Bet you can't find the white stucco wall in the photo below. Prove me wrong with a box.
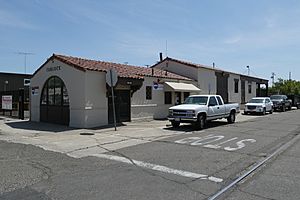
[228,74,241,103]
[244,81,257,102]
[197,68,216,95]
[30,58,108,128]
[153,60,198,82]
[83,71,108,128]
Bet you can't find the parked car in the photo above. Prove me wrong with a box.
[270,95,292,112]
[168,95,240,129]
[244,97,273,115]
[287,94,300,109]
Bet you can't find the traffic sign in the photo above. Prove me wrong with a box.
[106,68,118,87]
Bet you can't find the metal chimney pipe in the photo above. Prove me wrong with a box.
[159,52,163,61]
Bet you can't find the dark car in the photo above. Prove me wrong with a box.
[270,95,292,112]
[287,95,300,109]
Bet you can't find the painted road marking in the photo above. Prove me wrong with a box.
[175,134,256,151]
[90,153,223,183]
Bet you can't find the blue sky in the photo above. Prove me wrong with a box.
[1,0,300,82]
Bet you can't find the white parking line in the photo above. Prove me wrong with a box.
[91,153,223,183]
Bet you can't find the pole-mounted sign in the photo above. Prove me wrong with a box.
[106,68,118,131]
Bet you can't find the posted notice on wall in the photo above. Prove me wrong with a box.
[2,95,12,110]
[31,86,39,96]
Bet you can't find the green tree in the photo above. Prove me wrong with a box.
[269,78,300,95]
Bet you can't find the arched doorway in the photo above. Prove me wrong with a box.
[40,76,70,125]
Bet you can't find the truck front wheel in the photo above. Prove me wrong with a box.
[227,111,236,124]
[171,121,180,128]
[196,114,206,130]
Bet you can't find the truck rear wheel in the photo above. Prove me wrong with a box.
[227,111,236,124]
[171,121,180,128]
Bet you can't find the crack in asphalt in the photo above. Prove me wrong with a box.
[236,187,276,200]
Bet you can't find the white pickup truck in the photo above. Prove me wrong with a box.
[168,95,240,129]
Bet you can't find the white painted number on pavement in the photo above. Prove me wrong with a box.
[175,134,256,151]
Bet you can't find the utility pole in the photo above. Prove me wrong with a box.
[271,72,276,87]
[289,72,292,80]
[246,66,250,76]
[16,52,34,74]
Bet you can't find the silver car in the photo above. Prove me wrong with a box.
[244,97,273,115]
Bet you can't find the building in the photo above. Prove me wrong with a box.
[0,72,32,118]
[30,54,200,128]
[152,57,268,104]
[0,72,32,92]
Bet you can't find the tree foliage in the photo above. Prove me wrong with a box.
[269,78,300,95]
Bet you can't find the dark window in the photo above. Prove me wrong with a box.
[234,79,239,93]
[146,86,152,100]
[40,76,69,106]
[248,83,252,94]
[209,97,218,106]
[164,92,172,104]
[184,92,190,101]
[216,96,223,105]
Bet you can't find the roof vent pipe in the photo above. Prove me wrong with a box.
[159,52,163,61]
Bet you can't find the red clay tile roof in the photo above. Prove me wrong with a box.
[34,54,191,81]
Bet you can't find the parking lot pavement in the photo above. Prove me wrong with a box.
[0,111,261,158]
[1,109,300,199]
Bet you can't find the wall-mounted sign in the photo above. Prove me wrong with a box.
[31,86,39,96]
[2,95,12,110]
[153,82,164,90]
[46,66,61,72]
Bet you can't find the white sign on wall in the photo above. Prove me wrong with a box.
[31,86,39,95]
[153,82,164,90]
[2,95,12,110]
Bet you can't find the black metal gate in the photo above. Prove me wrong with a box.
[108,90,131,124]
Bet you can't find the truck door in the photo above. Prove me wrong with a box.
[207,96,221,120]
[216,96,226,117]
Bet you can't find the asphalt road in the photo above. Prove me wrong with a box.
[0,110,300,200]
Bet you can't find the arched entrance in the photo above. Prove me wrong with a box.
[40,76,70,125]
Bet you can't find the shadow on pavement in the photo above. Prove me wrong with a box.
[5,120,77,133]
[164,120,229,132]
[4,120,128,133]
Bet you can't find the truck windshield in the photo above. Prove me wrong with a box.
[183,96,208,105]
[249,99,264,103]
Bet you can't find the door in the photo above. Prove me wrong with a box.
[40,76,70,126]
[207,96,221,120]
[241,80,245,104]
[108,90,131,124]
[215,72,229,103]
[175,92,181,105]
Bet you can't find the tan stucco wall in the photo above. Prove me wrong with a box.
[30,58,108,128]
[228,74,241,103]
[131,77,199,119]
